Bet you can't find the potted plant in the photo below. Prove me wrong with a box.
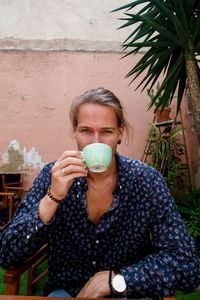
[147,82,171,123]
[146,123,188,196]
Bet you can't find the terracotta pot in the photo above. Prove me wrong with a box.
[155,107,171,123]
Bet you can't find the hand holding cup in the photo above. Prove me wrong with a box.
[51,150,88,200]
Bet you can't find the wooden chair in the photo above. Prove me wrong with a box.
[1,173,24,202]
[0,192,15,230]
[3,243,48,295]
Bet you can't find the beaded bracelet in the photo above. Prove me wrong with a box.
[47,186,65,204]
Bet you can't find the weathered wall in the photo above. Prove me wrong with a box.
[0,0,199,189]
[0,0,130,51]
[0,51,153,188]
[0,0,148,188]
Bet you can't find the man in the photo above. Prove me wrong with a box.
[1,87,200,299]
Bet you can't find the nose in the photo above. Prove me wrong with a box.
[93,133,100,143]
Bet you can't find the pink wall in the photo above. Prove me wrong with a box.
[0,51,153,187]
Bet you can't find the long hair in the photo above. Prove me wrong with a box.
[69,87,132,143]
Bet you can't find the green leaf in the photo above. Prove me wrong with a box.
[111,0,149,13]
[124,13,181,46]
[170,15,189,48]
[112,0,200,117]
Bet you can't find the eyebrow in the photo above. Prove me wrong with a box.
[77,126,115,130]
[101,127,115,130]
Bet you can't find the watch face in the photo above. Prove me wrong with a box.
[112,274,127,293]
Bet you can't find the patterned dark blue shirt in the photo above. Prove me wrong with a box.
[0,153,200,298]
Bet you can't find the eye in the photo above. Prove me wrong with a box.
[80,128,92,133]
[102,130,113,135]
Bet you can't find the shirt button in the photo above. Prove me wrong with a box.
[95,240,99,244]
[26,234,30,239]
[92,261,96,265]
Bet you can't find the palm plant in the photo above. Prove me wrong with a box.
[112,0,200,143]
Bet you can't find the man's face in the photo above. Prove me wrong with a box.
[73,103,124,154]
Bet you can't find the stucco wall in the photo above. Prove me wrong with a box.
[0,0,130,51]
[0,0,150,188]
[0,50,153,187]
[0,1,199,188]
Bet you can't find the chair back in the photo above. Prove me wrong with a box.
[4,243,48,295]
[1,173,24,202]
[0,192,15,230]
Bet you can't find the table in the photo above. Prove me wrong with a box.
[0,297,71,300]
[0,296,176,300]
[0,297,123,300]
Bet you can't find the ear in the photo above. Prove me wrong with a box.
[118,125,124,141]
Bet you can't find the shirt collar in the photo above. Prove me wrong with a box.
[72,152,137,194]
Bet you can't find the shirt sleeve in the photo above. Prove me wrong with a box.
[121,170,200,298]
[0,163,53,269]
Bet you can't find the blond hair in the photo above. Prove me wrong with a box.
[69,87,132,143]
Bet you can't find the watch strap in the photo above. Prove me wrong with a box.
[108,269,113,296]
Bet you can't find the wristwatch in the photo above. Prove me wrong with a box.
[111,273,127,294]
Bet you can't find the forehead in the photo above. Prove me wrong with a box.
[77,103,118,126]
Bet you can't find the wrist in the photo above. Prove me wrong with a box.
[47,186,65,204]
[109,270,127,296]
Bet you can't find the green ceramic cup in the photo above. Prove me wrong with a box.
[81,143,112,173]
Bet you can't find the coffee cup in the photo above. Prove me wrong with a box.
[81,143,112,173]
